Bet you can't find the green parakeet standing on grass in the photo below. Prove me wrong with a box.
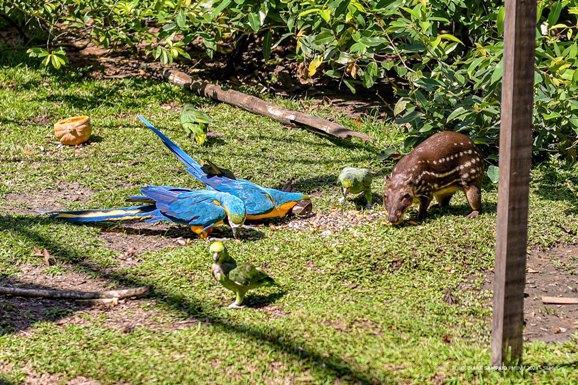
[210,241,276,308]
[181,104,211,145]
[338,167,373,208]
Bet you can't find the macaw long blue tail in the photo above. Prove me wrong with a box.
[47,205,158,223]
[137,114,205,179]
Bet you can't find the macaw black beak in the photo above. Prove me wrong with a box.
[213,252,220,262]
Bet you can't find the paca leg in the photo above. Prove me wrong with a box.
[463,184,482,219]
[431,192,454,209]
[417,196,432,220]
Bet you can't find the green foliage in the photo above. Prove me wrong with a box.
[2,0,578,158]
[26,47,68,69]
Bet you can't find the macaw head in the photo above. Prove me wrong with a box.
[210,241,231,262]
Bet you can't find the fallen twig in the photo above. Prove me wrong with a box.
[162,69,375,142]
[0,285,151,300]
[541,296,578,305]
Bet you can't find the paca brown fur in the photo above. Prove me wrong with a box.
[383,131,483,224]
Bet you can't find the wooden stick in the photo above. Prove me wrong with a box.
[162,69,375,142]
[542,296,578,305]
[0,285,151,300]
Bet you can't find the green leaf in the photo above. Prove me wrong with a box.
[298,8,321,17]
[320,9,331,23]
[496,6,505,35]
[325,70,341,79]
[248,13,260,32]
[50,54,62,69]
[393,99,409,116]
[486,165,499,184]
[342,78,356,94]
[263,30,272,60]
[490,59,503,85]
[447,107,468,122]
[547,1,562,26]
[349,42,367,54]
[211,0,232,19]
[436,34,463,45]
[27,48,48,58]
[332,0,350,17]
[363,61,378,88]
[176,11,187,29]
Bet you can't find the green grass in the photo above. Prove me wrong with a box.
[1,49,577,384]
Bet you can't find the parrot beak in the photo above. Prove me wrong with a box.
[213,252,220,262]
[231,225,239,239]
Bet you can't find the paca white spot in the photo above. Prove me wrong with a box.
[463,173,469,179]
[433,160,437,164]
[459,152,464,156]
[460,142,464,145]
[468,149,473,154]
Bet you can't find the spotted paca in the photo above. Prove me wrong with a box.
[383,131,483,224]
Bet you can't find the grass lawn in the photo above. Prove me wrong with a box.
[1,50,577,384]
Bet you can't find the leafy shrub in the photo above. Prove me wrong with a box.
[2,0,577,159]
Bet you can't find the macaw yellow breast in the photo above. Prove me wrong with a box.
[246,201,298,220]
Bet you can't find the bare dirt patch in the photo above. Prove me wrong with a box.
[482,244,578,343]
[0,264,198,336]
[2,186,204,259]
[2,182,94,215]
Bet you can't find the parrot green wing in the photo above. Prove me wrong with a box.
[229,263,274,287]
[181,104,211,145]
[338,167,372,195]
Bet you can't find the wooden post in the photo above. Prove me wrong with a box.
[491,0,536,367]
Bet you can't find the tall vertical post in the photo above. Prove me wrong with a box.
[491,0,536,367]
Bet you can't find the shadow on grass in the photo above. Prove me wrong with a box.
[0,214,379,384]
[0,376,16,385]
[531,167,578,216]
[87,221,264,241]
[0,280,89,336]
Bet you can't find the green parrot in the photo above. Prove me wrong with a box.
[181,104,211,145]
[210,241,276,308]
[338,167,373,208]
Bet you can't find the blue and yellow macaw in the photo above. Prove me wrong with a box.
[44,185,246,240]
[137,115,310,220]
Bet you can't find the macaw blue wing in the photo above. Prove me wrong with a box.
[138,116,276,215]
[138,115,309,219]
[44,185,246,240]
[138,115,206,180]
